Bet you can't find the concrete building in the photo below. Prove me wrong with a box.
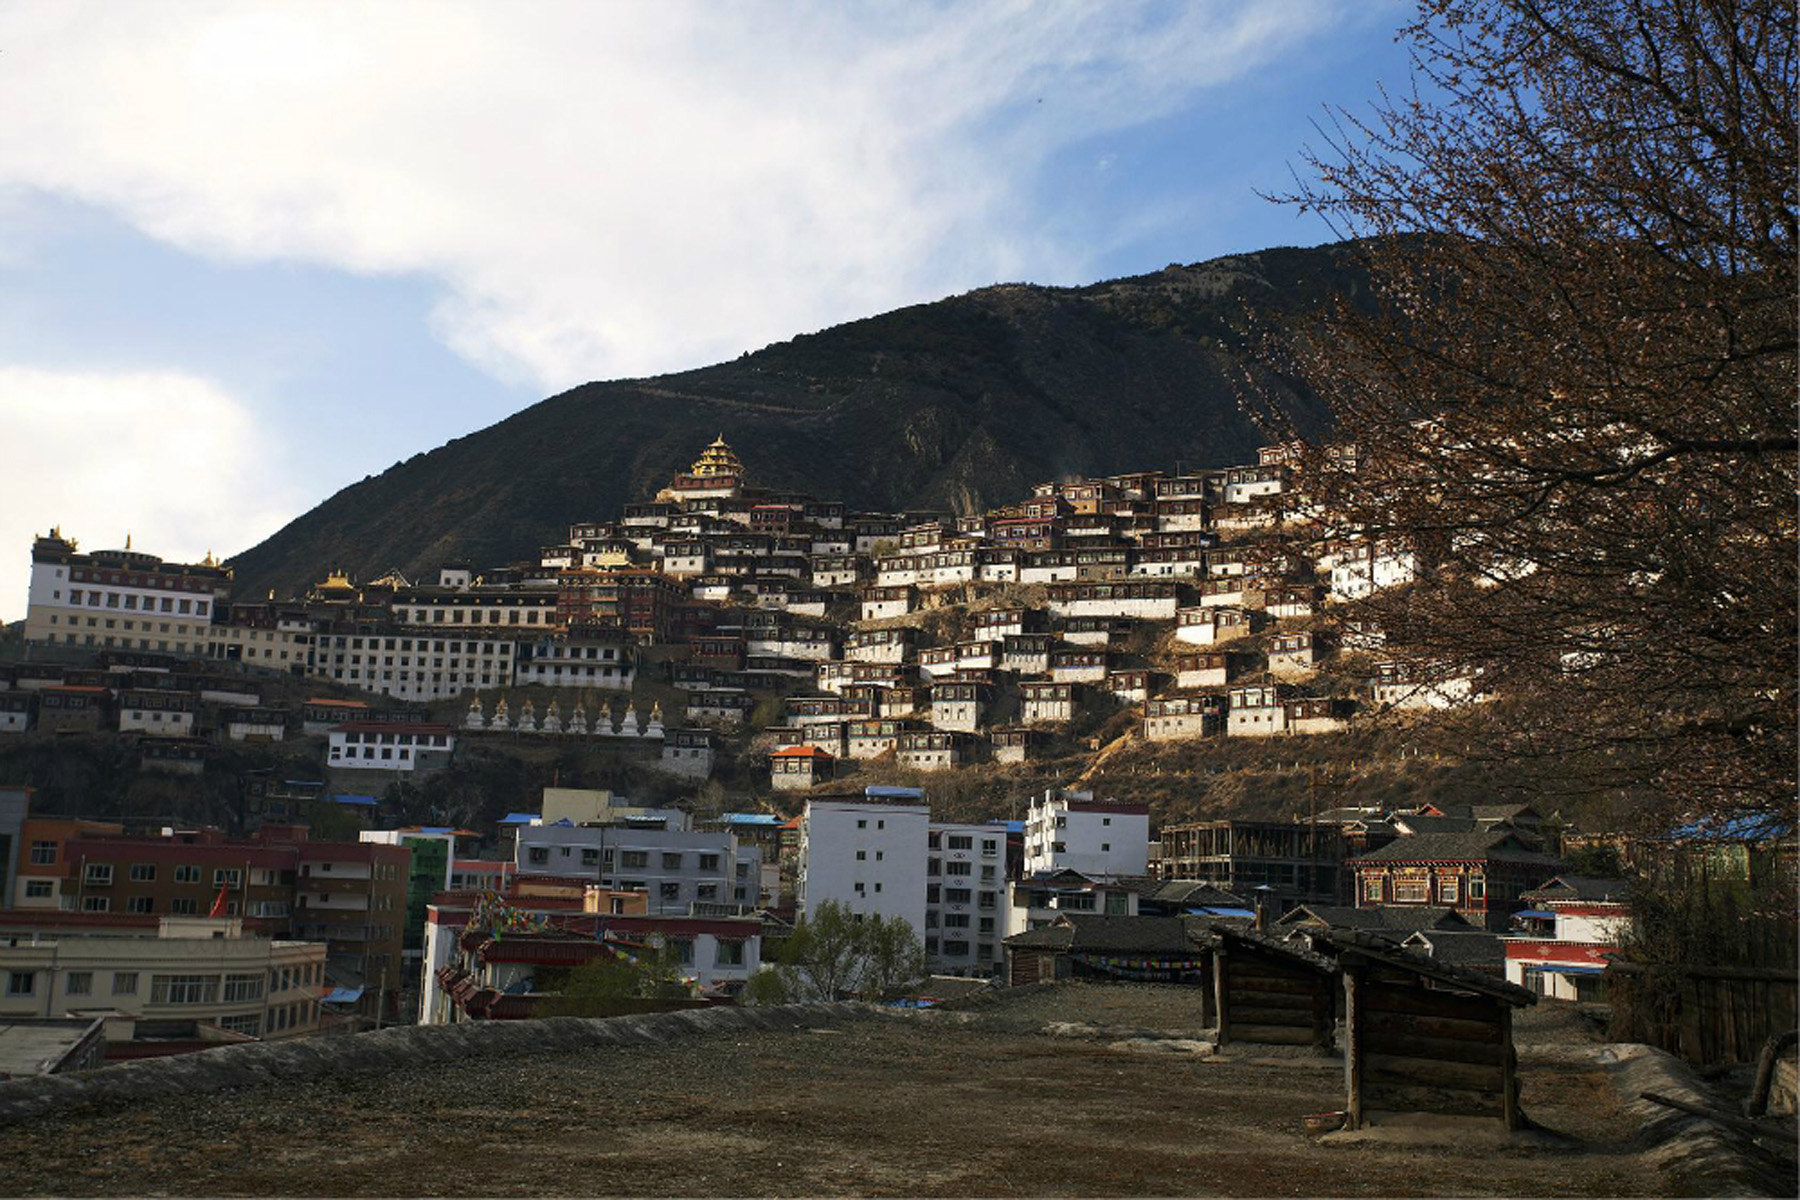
[0,912,327,1042]
[24,532,231,657]
[796,790,930,938]
[325,722,456,773]
[512,823,760,913]
[1021,790,1150,877]
[925,822,1009,976]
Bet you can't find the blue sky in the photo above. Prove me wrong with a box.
[0,1,1419,618]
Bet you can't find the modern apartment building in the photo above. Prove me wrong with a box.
[1021,789,1150,877]
[925,822,1009,975]
[796,789,930,938]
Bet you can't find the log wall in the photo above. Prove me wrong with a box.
[1216,945,1332,1049]
[1343,969,1520,1129]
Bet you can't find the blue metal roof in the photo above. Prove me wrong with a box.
[1516,909,1557,919]
[1188,906,1257,919]
[321,987,365,1004]
[720,813,782,826]
[986,820,1025,833]
[330,794,379,807]
[1531,963,1605,976]
[496,812,539,825]
[1669,813,1794,841]
[864,786,924,799]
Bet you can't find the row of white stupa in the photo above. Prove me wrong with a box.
[465,694,665,738]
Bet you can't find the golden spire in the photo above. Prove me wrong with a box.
[125,532,132,550]
[689,434,744,479]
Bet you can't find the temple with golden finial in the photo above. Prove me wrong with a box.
[657,434,747,503]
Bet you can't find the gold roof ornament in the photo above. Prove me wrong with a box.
[688,434,745,480]
[125,532,132,550]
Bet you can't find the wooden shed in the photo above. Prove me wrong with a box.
[1208,926,1337,1051]
[1332,933,1537,1130]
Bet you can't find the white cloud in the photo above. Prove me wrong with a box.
[0,366,304,620]
[0,0,1334,391]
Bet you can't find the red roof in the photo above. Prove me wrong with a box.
[771,745,834,760]
[307,698,370,708]
[330,721,454,734]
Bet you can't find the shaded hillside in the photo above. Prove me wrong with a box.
[230,243,1373,598]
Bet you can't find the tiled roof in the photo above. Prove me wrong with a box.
[1521,875,1630,903]
[1352,830,1562,866]
[1401,930,1506,968]
[1003,915,1203,955]
[1277,904,1474,933]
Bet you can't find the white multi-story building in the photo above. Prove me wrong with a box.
[512,632,635,690]
[325,723,457,772]
[310,631,517,701]
[1021,789,1150,877]
[925,822,1009,976]
[512,823,760,913]
[796,790,930,938]
[24,533,231,656]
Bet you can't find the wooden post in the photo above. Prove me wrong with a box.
[1343,966,1363,1130]
[1314,969,1335,1054]
[1499,1001,1522,1131]
[1213,945,1231,1046]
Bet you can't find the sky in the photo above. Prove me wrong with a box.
[0,0,1421,620]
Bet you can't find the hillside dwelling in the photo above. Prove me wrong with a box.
[1049,649,1108,684]
[770,745,836,792]
[845,718,917,759]
[1143,694,1226,742]
[1263,586,1321,621]
[973,607,1033,640]
[849,516,904,554]
[844,627,914,665]
[658,541,711,577]
[514,631,636,691]
[0,692,29,734]
[745,624,837,662]
[1153,474,1213,503]
[223,707,287,743]
[688,576,733,602]
[917,646,959,681]
[1154,497,1210,533]
[1334,934,1536,1130]
[36,686,108,735]
[1005,868,1143,940]
[810,554,863,589]
[927,682,989,733]
[873,555,922,588]
[1070,547,1132,580]
[1324,539,1419,602]
[786,695,875,727]
[1104,669,1151,704]
[1176,652,1232,690]
[1372,661,1483,710]
[656,728,715,780]
[803,501,846,530]
[897,521,951,552]
[990,516,1061,551]
[991,726,1049,764]
[1285,696,1351,735]
[810,533,854,559]
[300,698,373,734]
[141,737,208,774]
[1130,545,1207,578]
[1059,478,1122,514]
[860,585,917,622]
[1214,498,1283,533]
[1351,831,1565,932]
[117,689,196,738]
[915,549,980,588]
[1001,634,1054,674]
[1045,581,1180,621]
[1020,681,1079,725]
[816,661,908,696]
[896,730,979,772]
[1197,578,1247,609]
[875,686,925,719]
[684,689,756,726]
[1059,616,1135,647]
[955,640,1001,673]
[1339,618,1386,650]
[1223,464,1287,505]
[1266,631,1322,679]
[1227,683,1293,737]
[972,548,1018,584]
[799,721,848,757]
[1174,605,1247,647]
[1503,876,1632,1001]
[1063,514,1121,542]
[327,722,456,773]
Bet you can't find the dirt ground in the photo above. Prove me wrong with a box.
[0,983,1680,1197]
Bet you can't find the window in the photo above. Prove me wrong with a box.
[856,819,867,829]
[948,835,973,851]
[82,896,110,912]
[83,863,113,885]
[170,898,198,915]
[218,1015,262,1036]
[113,972,138,995]
[1469,876,1487,901]
[127,896,154,914]
[175,865,201,884]
[699,854,721,872]
[620,851,649,869]
[213,868,241,887]
[945,861,971,876]
[981,840,998,857]
[65,971,93,996]
[1100,842,1110,852]
[1438,876,1461,904]
[28,841,56,865]
[7,972,34,996]
[223,974,264,1003]
[670,937,695,965]
[527,847,550,865]
[660,882,681,902]
[855,850,866,861]
[661,853,683,870]
[1363,876,1383,903]
[130,863,156,882]
[716,940,745,967]
[24,880,53,899]
[1393,879,1429,903]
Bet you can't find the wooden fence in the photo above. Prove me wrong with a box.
[1606,962,1799,1065]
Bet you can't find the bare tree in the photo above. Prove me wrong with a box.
[1263,0,1796,827]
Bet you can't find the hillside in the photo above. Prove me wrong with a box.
[227,243,1372,598]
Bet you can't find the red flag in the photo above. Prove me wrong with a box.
[209,885,230,918]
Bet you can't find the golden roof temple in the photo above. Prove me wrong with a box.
[688,434,745,480]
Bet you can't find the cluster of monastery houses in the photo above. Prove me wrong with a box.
[18,437,1482,792]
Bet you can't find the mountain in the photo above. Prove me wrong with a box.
[227,242,1374,598]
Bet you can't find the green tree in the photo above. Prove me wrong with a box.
[536,943,689,1018]
[779,901,927,1000]
[857,913,927,999]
